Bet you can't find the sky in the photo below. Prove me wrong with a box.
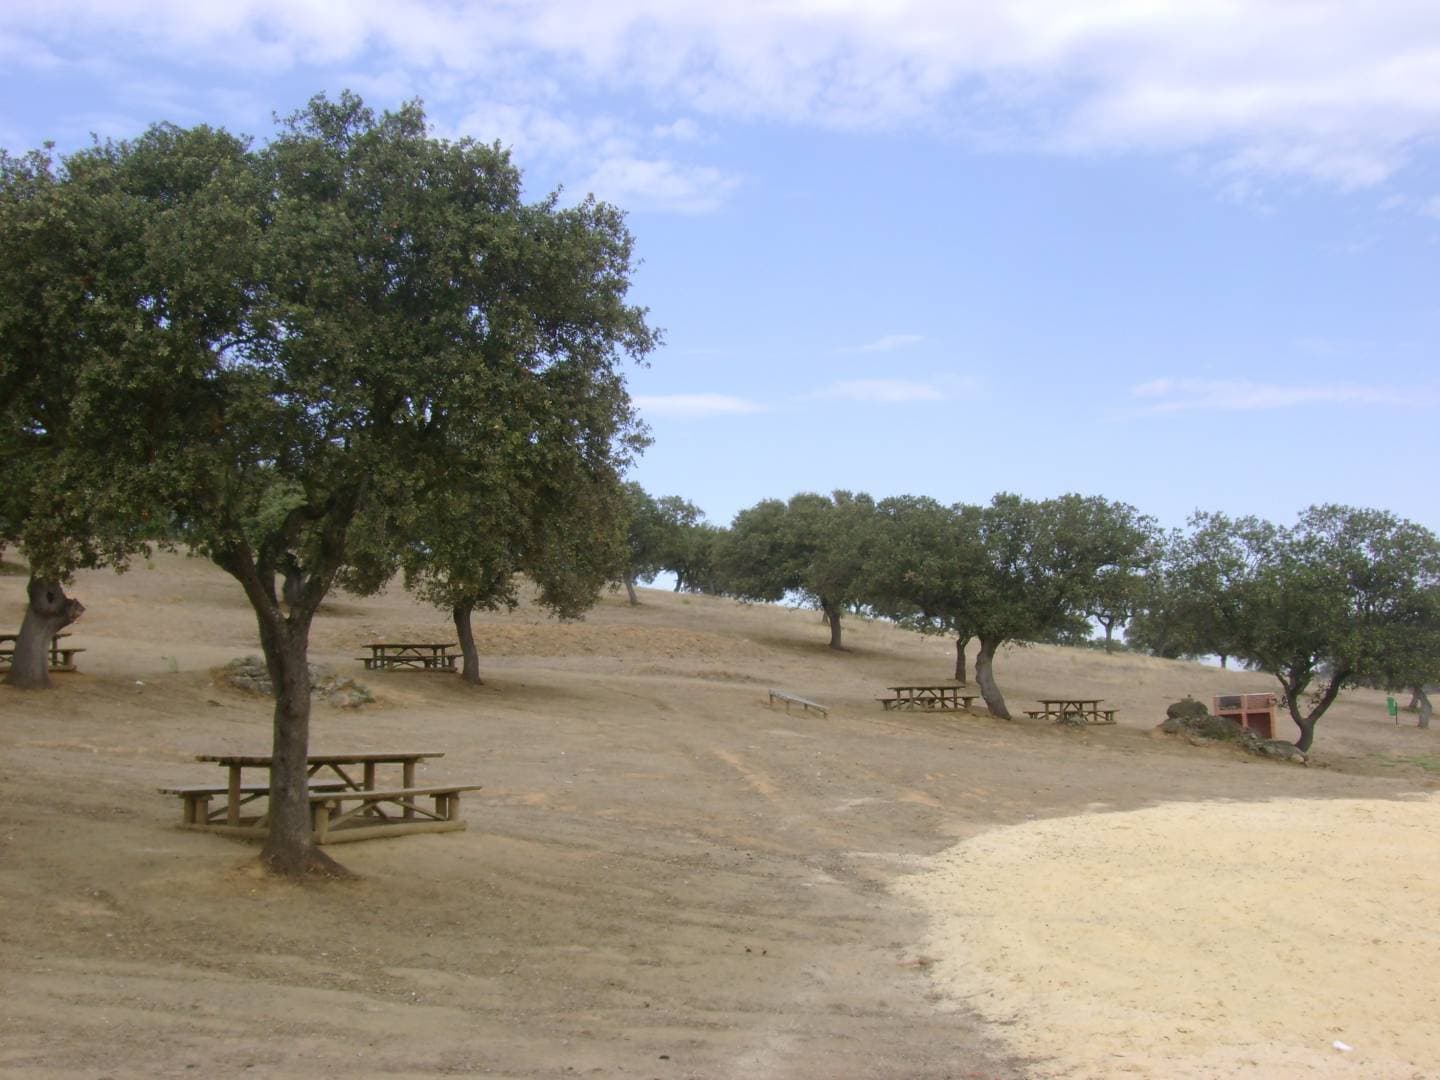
[3,1,1438,535]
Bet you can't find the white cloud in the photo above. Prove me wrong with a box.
[581,155,742,214]
[842,333,925,354]
[634,392,767,417]
[10,1,1440,193]
[1131,377,1435,413]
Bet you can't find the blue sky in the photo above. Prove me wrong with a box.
[3,1,1438,535]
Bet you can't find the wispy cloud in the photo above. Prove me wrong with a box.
[1132,378,1434,414]
[633,393,767,418]
[815,375,980,403]
[841,333,925,354]
[581,156,742,215]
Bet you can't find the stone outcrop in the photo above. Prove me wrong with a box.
[218,656,374,709]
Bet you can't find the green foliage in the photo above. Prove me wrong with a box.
[1134,506,1440,750]
[1,92,656,869]
[863,495,983,639]
[716,491,876,643]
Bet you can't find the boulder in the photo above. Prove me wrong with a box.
[1165,696,1210,722]
[219,656,373,708]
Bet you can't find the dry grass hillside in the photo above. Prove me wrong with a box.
[2,552,1437,1078]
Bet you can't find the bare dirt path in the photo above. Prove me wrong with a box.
[2,555,1436,1078]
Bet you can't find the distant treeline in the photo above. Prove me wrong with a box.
[622,486,1440,749]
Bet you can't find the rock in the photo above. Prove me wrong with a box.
[1166,696,1210,722]
[1257,740,1307,765]
[219,656,373,708]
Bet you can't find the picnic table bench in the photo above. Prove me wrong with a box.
[1024,698,1117,724]
[358,642,459,672]
[767,689,828,717]
[163,750,482,843]
[877,685,978,711]
[0,631,86,672]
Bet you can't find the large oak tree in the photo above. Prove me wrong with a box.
[5,94,656,877]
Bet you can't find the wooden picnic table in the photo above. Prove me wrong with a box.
[878,685,978,711]
[1026,698,1116,724]
[0,631,85,672]
[359,642,459,672]
[162,750,480,843]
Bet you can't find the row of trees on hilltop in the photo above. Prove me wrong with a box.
[1,94,657,878]
[622,490,1440,751]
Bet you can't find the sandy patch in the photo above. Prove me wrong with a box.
[900,795,1440,1078]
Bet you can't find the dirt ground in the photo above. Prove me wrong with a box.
[2,553,1437,1079]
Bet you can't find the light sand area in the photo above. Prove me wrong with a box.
[902,795,1440,1078]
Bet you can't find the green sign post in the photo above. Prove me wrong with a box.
[1387,695,1399,723]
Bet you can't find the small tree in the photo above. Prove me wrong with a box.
[717,491,876,649]
[863,496,983,682]
[1228,506,1440,752]
[966,494,1152,718]
[666,519,723,594]
[1079,504,1159,653]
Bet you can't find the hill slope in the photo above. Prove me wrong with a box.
[1,554,1436,1077]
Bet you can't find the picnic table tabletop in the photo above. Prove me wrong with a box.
[881,688,973,696]
[196,750,445,767]
[366,642,456,650]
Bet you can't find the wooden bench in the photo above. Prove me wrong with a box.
[767,689,828,717]
[159,781,347,826]
[308,784,484,844]
[0,644,85,672]
[161,780,483,843]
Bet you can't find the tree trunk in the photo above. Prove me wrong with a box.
[953,634,969,684]
[1101,620,1116,653]
[219,548,348,879]
[625,577,639,605]
[4,578,85,690]
[453,600,483,685]
[1219,654,1229,669]
[974,635,1010,719]
[1283,670,1345,753]
[1415,686,1432,730]
[257,616,344,877]
[821,599,843,650]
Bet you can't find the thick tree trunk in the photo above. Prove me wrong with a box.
[453,600,483,685]
[974,635,1010,719]
[625,577,639,605]
[257,617,342,877]
[953,634,970,684]
[4,578,85,690]
[821,599,843,650]
[1414,686,1432,730]
[219,548,348,879]
[1219,654,1229,669]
